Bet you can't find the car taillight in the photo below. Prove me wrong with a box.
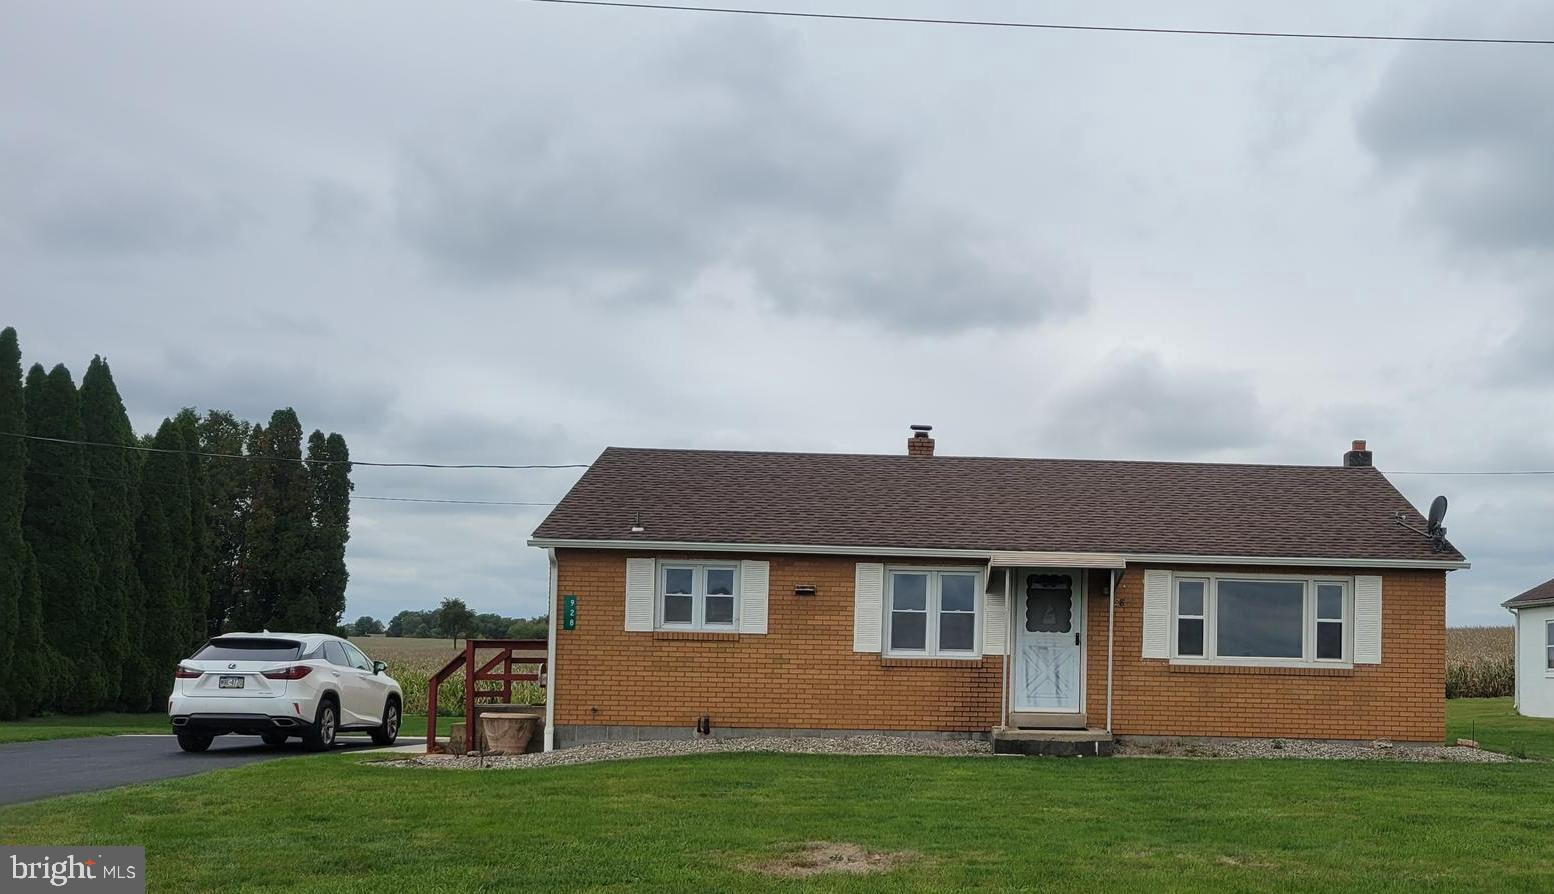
[261,665,313,680]
[174,665,202,679]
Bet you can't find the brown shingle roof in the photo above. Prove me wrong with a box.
[531,447,1466,564]
[1504,577,1554,608]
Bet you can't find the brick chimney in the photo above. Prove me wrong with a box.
[908,424,935,457]
[1343,439,1373,467]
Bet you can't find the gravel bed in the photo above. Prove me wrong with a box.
[1116,738,1515,762]
[381,734,993,769]
[376,734,1516,770]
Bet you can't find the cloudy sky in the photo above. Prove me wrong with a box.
[3,0,1551,626]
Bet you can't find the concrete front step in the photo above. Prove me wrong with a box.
[992,727,1115,757]
[1009,711,1088,730]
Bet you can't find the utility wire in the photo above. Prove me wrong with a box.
[522,0,1554,46]
[1,431,588,470]
[1389,470,1554,476]
[24,466,559,507]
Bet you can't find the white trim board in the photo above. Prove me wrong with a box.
[527,538,1468,571]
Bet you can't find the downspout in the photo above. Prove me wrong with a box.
[1106,569,1117,734]
[544,548,558,752]
[1001,567,1012,729]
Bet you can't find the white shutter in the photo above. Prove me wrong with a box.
[738,560,769,634]
[1142,569,1171,659]
[1354,575,1383,664]
[983,571,1008,656]
[853,563,884,652]
[624,557,656,632]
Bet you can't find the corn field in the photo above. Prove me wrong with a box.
[1445,626,1514,699]
[349,636,545,716]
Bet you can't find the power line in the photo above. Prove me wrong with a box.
[522,0,1554,46]
[354,495,557,506]
[25,466,560,506]
[1389,470,1554,476]
[1,432,588,470]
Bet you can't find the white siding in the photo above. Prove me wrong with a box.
[983,572,1008,656]
[624,557,656,632]
[1353,575,1383,665]
[1141,569,1171,659]
[1514,605,1554,718]
[853,563,884,652]
[738,560,769,634]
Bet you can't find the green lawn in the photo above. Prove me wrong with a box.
[3,750,1554,892]
[0,713,456,744]
[1445,697,1554,760]
[0,713,169,743]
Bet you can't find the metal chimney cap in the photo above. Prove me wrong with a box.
[910,424,934,433]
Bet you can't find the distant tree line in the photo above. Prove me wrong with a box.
[0,326,352,717]
[379,597,548,642]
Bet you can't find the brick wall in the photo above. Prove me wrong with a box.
[553,550,1447,742]
[1087,565,1446,742]
[553,549,1000,733]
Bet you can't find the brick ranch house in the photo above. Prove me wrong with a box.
[527,431,1467,753]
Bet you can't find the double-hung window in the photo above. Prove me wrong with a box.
[1546,620,1554,672]
[886,569,979,657]
[1171,575,1350,665]
[659,563,738,630]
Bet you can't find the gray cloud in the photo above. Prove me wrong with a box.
[393,20,1086,332]
[0,154,252,257]
[1356,5,1554,253]
[115,348,398,438]
[1035,352,1269,459]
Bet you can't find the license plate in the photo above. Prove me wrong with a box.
[219,676,244,689]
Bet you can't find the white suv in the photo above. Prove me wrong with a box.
[169,633,403,753]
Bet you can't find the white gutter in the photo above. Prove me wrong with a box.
[1106,569,1116,734]
[528,538,1469,571]
[543,548,558,753]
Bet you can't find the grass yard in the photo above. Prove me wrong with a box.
[0,713,456,744]
[1445,697,1554,760]
[0,713,170,743]
[3,750,1554,893]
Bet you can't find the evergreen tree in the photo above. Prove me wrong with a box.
[198,411,252,637]
[0,328,43,718]
[236,410,315,631]
[22,363,104,713]
[307,430,351,631]
[79,357,136,709]
[135,419,192,706]
[174,409,209,652]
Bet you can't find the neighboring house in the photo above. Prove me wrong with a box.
[528,430,1467,752]
[1504,578,1554,719]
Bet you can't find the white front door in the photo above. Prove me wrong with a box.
[1013,570,1084,712]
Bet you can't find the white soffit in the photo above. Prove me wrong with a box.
[987,551,1127,569]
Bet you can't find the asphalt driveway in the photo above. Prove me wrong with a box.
[0,734,376,806]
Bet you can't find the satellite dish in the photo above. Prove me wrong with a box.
[1426,495,1448,534]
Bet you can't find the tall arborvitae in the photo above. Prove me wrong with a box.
[245,409,317,632]
[79,357,136,709]
[136,419,192,705]
[22,363,104,713]
[173,409,209,652]
[0,328,44,719]
[199,411,252,637]
[307,431,352,631]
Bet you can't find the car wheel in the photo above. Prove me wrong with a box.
[261,731,289,746]
[176,732,214,753]
[304,701,338,752]
[370,700,400,746]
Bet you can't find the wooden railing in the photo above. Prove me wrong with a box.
[425,639,547,754]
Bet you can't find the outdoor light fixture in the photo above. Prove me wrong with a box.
[794,585,817,597]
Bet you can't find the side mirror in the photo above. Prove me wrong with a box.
[372,660,387,675]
